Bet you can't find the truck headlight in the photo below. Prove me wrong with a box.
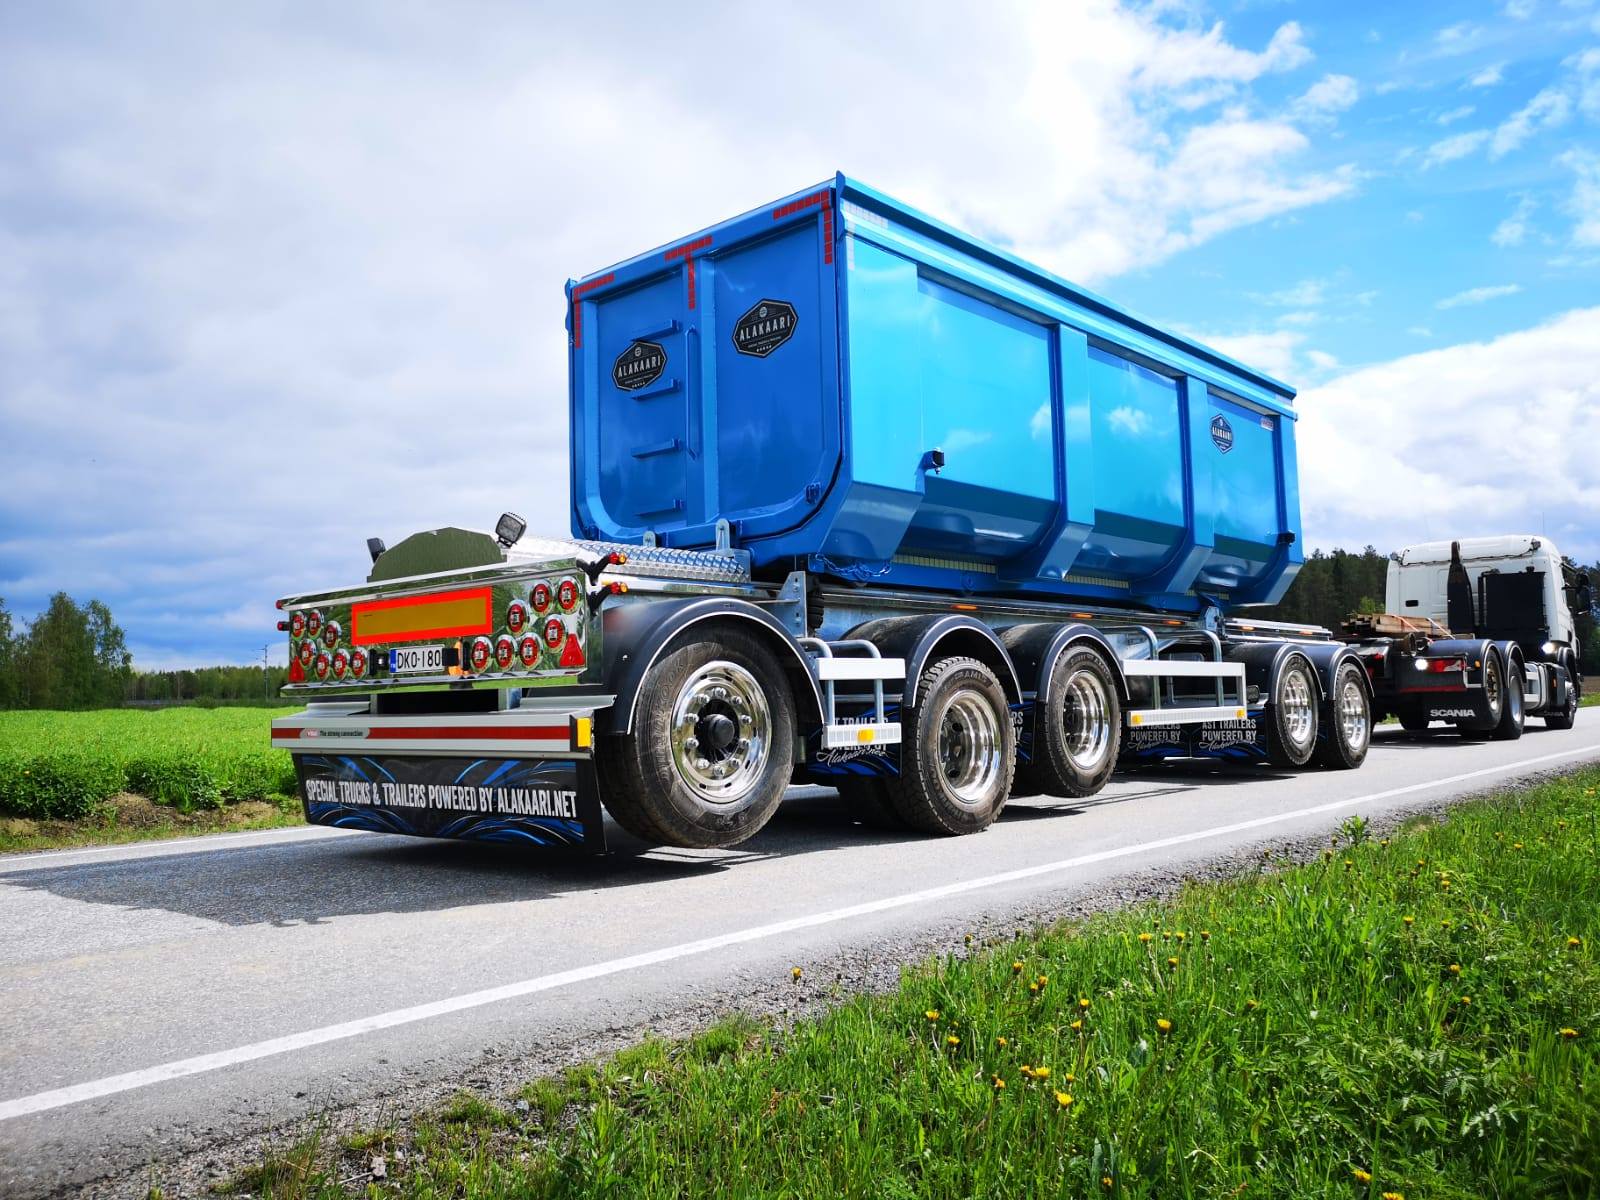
[1540,641,1556,655]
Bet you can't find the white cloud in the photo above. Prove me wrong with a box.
[1297,308,1600,560]
[1562,149,1600,245]
[1253,278,1328,307]
[1489,86,1572,157]
[0,3,1356,665]
[1290,74,1359,122]
[1305,349,1340,371]
[1503,0,1536,16]
[1407,326,1433,337]
[1193,330,1307,381]
[1491,194,1536,246]
[1422,129,1490,167]
[1436,283,1523,308]
[1469,64,1505,87]
[1437,104,1476,124]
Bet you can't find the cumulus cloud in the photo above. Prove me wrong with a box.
[1436,284,1523,308]
[1290,74,1359,122]
[1422,129,1491,167]
[1297,308,1600,560]
[0,2,1353,666]
[1437,104,1476,124]
[1489,86,1572,157]
[1469,64,1505,87]
[1562,149,1600,245]
[1491,194,1536,246]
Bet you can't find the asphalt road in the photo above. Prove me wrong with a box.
[4,720,1600,1197]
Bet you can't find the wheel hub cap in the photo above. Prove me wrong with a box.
[937,689,1003,810]
[1062,669,1112,772]
[670,661,771,805]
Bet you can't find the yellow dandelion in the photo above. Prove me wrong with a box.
[1460,995,1472,1006]
[1063,1072,1076,1083]
[1441,879,1452,890]
[925,1009,940,1022]
[791,966,803,980]
[1034,1066,1050,1080]
[1245,999,1260,1011]
[1156,1017,1174,1034]
[1079,997,1091,1010]
[1345,859,1354,870]
[1448,964,1461,976]
[1200,930,1211,941]
[1513,841,1524,850]
[1380,838,1390,847]
[996,1036,1008,1048]
[1037,974,1049,986]
[1402,915,1415,927]
[1381,1192,1405,1200]
[1029,982,1041,994]
[1558,820,1568,829]
[946,1034,961,1047]
[1561,1027,1580,1039]
[1138,932,1154,943]
[1167,956,1180,968]
[1053,1090,1074,1108]
[1102,1178,1115,1190]
[1440,919,1451,929]
[1020,1064,1035,1077]
[1069,1019,1084,1031]
[1175,931,1186,942]
[1012,960,1025,973]
[992,1075,1006,1090]
[1568,937,1583,948]
[1351,1167,1372,1183]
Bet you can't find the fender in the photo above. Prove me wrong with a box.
[1493,639,1524,690]
[599,596,825,735]
[1295,641,1374,704]
[1425,638,1497,688]
[1226,641,1322,703]
[1000,622,1130,702]
[845,614,1022,707]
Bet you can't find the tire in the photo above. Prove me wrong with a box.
[836,777,908,830]
[1493,655,1526,741]
[1545,665,1579,730]
[597,627,794,848]
[885,656,1015,835]
[1396,707,1432,734]
[1314,661,1371,770]
[1014,644,1122,798]
[1266,654,1320,768]
[1459,652,1506,741]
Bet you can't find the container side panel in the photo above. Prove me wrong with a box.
[1078,346,1185,581]
[1197,392,1282,590]
[712,224,829,519]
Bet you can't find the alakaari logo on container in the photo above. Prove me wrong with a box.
[732,299,798,357]
[613,340,667,391]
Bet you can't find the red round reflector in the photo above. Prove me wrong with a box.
[469,637,492,672]
[350,649,367,678]
[314,652,330,680]
[290,611,306,638]
[531,582,552,613]
[494,635,515,670]
[306,610,323,638]
[557,578,579,611]
[518,635,539,667]
[544,616,565,648]
[322,620,341,649]
[298,640,315,667]
[331,650,348,679]
[507,601,528,634]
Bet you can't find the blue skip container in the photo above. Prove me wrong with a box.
[568,174,1302,614]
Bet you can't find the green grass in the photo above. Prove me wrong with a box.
[0,707,298,821]
[212,766,1600,1200]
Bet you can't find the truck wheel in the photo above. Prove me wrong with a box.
[1015,644,1121,797]
[1459,652,1506,741]
[1493,657,1525,740]
[1266,655,1319,768]
[1396,707,1431,734]
[598,628,794,848]
[1545,666,1579,730]
[885,656,1015,835]
[1314,661,1371,770]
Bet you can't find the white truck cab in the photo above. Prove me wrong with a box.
[1387,535,1578,650]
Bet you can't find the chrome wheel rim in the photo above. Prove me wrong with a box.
[1281,665,1316,752]
[1338,677,1369,754]
[1484,657,1503,720]
[1062,667,1113,773]
[937,689,1003,810]
[669,661,771,805]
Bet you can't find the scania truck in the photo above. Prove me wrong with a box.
[1338,536,1588,738]
[270,174,1378,852]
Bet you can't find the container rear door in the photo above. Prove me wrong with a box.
[1196,391,1289,593]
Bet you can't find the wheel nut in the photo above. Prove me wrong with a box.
[737,739,750,752]
[740,714,752,726]
[713,687,728,699]
[695,758,710,770]
[685,737,699,751]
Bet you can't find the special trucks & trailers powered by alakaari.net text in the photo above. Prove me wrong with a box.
[271,174,1531,853]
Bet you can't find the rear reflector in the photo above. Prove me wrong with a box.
[351,587,493,645]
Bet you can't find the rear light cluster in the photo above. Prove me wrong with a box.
[285,572,596,685]
[1414,657,1466,674]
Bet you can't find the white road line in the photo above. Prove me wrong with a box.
[1,742,1596,1123]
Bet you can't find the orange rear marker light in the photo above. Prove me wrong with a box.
[351,587,493,645]
[953,603,978,612]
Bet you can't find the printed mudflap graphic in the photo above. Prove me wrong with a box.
[1119,718,1267,762]
[296,754,606,850]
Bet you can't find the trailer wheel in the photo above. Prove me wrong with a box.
[1266,655,1319,768]
[1314,660,1371,770]
[1493,656,1525,740]
[598,627,794,848]
[1016,644,1121,798]
[1545,665,1579,730]
[885,656,1015,835]
[1459,652,1506,741]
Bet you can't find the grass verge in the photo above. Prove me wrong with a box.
[210,765,1600,1199]
[0,791,302,854]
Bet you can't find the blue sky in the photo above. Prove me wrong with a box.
[1,1,1597,668]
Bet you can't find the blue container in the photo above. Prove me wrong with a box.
[569,175,1301,613]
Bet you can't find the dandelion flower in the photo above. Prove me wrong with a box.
[791,966,803,981]
[1037,974,1049,986]
[1200,930,1211,941]
[1381,1192,1405,1200]
[925,1009,940,1022]
[1070,1019,1084,1032]
[1351,1167,1372,1183]
[1012,960,1025,973]
[1102,1177,1114,1189]
[1029,982,1041,994]
[992,1075,1006,1089]
[1568,937,1583,948]
[1448,964,1461,976]
[946,1034,961,1047]
[1402,915,1415,927]
[1245,999,1259,1011]
[1167,956,1180,969]
[1063,1072,1076,1083]
[1138,932,1153,944]
[1513,842,1524,850]
[1380,838,1390,847]
[1441,879,1452,890]
[1020,1064,1035,1077]
[1460,995,1472,1006]
[1054,1090,1074,1108]
[996,1036,1008,1048]
[1156,1018,1174,1034]
[1561,1028,1580,1039]
[1079,997,1091,1010]
[1175,931,1186,942]
[1034,1066,1050,1080]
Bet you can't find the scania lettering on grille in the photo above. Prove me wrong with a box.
[732,299,798,358]
[612,340,666,391]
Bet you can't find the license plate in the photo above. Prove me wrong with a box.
[389,645,445,674]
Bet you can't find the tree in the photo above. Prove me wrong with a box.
[0,598,17,709]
